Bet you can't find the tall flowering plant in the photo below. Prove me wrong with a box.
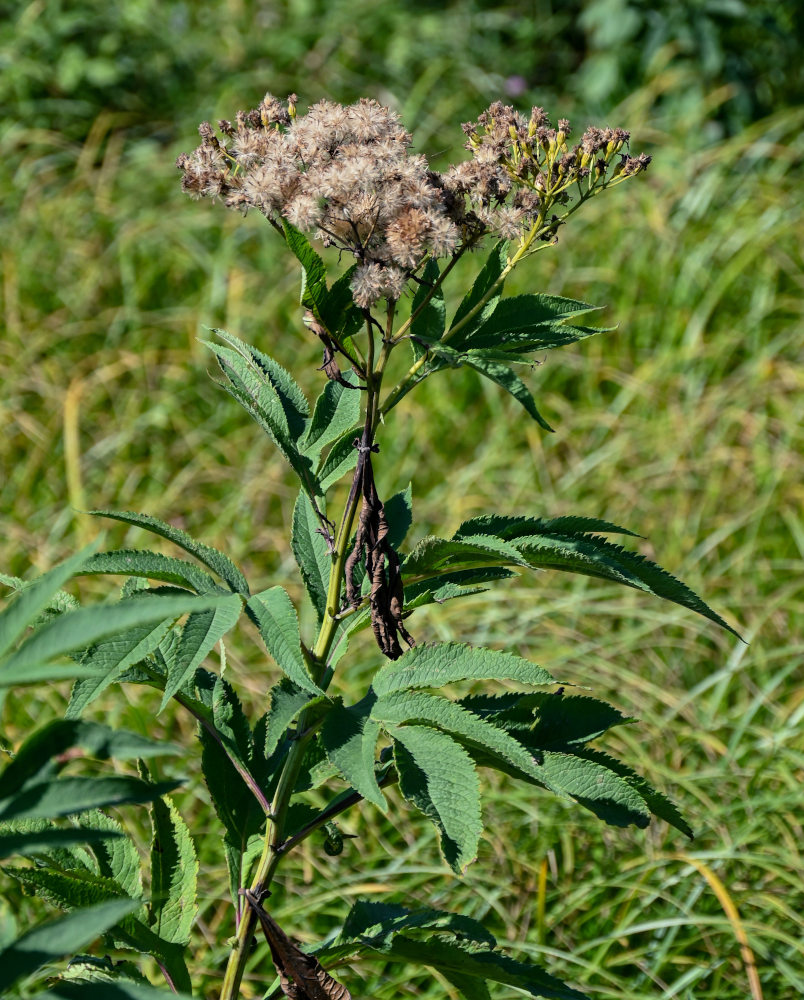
[0,95,734,1000]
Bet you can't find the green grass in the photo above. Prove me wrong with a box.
[2,8,803,998]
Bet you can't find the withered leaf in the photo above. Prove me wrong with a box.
[244,890,352,1000]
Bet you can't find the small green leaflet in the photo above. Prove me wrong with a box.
[392,725,482,873]
[300,373,362,462]
[290,490,333,621]
[410,258,446,360]
[80,811,142,899]
[282,221,329,319]
[247,587,323,695]
[148,792,198,946]
[448,240,509,346]
[0,898,141,993]
[79,550,224,594]
[89,510,249,597]
[460,292,608,353]
[320,696,386,811]
[264,680,317,757]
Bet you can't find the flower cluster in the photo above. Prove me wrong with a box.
[178,95,651,309]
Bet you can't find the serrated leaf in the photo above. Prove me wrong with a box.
[410,259,446,360]
[211,328,309,439]
[462,355,554,431]
[0,720,179,800]
[392,725,482,873]
[43,980,194,998]
[402,535,527,578]
[0,776,180,823]
[317,427,360,493]
[300,374,362,461]
[80,812,142,898]
[148,794,198,945]
[67,616,175,718]
[384,484,413,550]
[247,587,323,695]
[2,592,236,676]
[159,594,242,709]
[0,898,140,993]
[0,663,102,688]
[0,540,100,661]
[512,533,740,636]
[320,697,386,811]
[90,510,249,597]
[373,691,543,781]
[464,292,606,352]
[454,515,640,540]
[336,899,495,952]
[372,642,554,697]
[319,264,363,339]
[264,680,317,757]
[4,866,136,913]
[404,567,515,612]
[79,550,224,594]
[380,936,587,1000]
[291,490,333,621]
[449,241,509,346]
[0,825,123,861]
[282,220,329,318]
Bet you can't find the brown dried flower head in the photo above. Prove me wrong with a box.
[178,95,651,309]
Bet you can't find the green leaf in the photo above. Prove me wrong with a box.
[264,679,317,757]
[373,691,543,781]
[247,587,323,695]
[336,899,496,951]
[4,865,137,912]
[380,935,586,1000]
[81,811,142,898]
[402,535,527,578]
[317,426,360,493]
[211,328,309,439]
[404,567,516,612]
[0,825,124,861]
[0,776,180,824]
[300,374,362,461]
[464,292,606,352]
[392,725,482,873]
[511,533,740,636]
[384,484,413,550]
[454,514,640,540]
[0,540,99,661]
[320,696,387,811]
[462,354,554,431]
[372,642,555,697]
[410,258,446,359]
[43,981,193,999]
[0,663,102,688]
[449,240,509,345]
[159,594,242,709]
[90,510,249,597]
[148,793,198,945]
[291,490,333,621]
[319,264,363,340]
[282,220,329,318]
[3,591,238,677]
[441,971,492,1000]
[79,550,224,594]
[0,720,180,800]
[67,616,175,719]
[0,898,140,993]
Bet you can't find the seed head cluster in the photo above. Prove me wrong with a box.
[178,94,651,310]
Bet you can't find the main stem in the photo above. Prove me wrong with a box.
[219,318,389,1000]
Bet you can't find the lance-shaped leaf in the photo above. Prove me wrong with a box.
[319,264,363,341]
[334,900,496,955]
[0,540,100,661]
[291,491,333,621]
[410,258,446,360]
[0,776,181,824]
[454,514,640,540]
[247,587,323,695]
[461,292,608,353]
[0,898,140,993]
[264,679,318,757]
[372,642,554,697]
[317,427,360,493]
[404,567,516,612]
[0,825,123,861]
[159,593,242,709]
[384,484,413,550]
[320,696,386,811]
[283,221,330,321]
[392,725,482,873]
[148,793,198,945]
[81,811,142,898]
[43,982,194,999]
[462,354,554,431]
[300,374,362,462]
[373,691,543,781]
[89,510,249,596]
[67,616,176,719]
[78,550,224,594]
[0,721,180,801]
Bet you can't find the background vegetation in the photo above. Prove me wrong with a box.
[2,1,802,997]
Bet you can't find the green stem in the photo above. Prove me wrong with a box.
[219,313,391,1000]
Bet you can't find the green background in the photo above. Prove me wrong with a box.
[1,1,802,998]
